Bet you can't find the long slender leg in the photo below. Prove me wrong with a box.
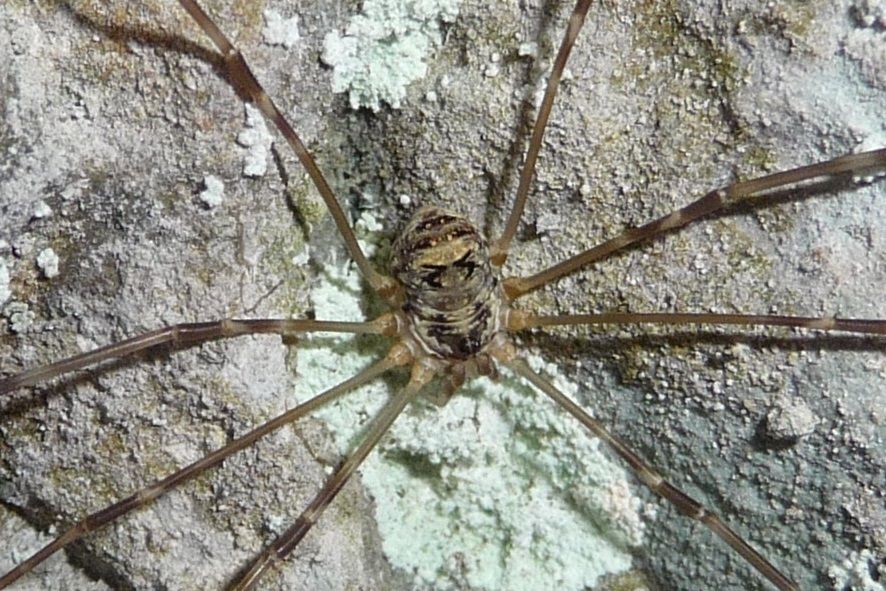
[0,315,395,395]
[509,311,886,335]
[499,354,799,591]
[0,346,411,590]
[230,361,434,591]
[173,0,396,298]
[491,0,593,266]
[503,148,886,299]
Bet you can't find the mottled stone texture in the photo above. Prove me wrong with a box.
[1,1,883,590]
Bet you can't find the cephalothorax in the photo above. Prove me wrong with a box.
[2,1,885,590]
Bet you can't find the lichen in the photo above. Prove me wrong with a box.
[0,260,10,306]
[322,0,461,111]
[286,215,648,591]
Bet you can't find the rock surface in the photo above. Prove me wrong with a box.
[1,1,884,590]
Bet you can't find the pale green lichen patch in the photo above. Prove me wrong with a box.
[284,219,647,590]
[0,260,10,306]
[322,0,461,111]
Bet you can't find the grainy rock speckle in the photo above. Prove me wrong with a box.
[1,1,884,590]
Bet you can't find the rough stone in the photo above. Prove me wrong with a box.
[1,1,884,591]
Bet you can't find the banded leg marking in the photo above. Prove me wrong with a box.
[1,316,393,395]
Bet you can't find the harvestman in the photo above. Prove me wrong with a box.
[2,0,886,589]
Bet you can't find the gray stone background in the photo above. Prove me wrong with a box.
[1,1,884,590]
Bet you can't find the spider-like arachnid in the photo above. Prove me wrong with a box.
[1,1,885,590]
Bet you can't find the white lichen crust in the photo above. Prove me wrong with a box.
[298,222,645,590]
[322,0,461,111]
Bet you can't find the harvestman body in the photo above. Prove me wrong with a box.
[2,1,886,589]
